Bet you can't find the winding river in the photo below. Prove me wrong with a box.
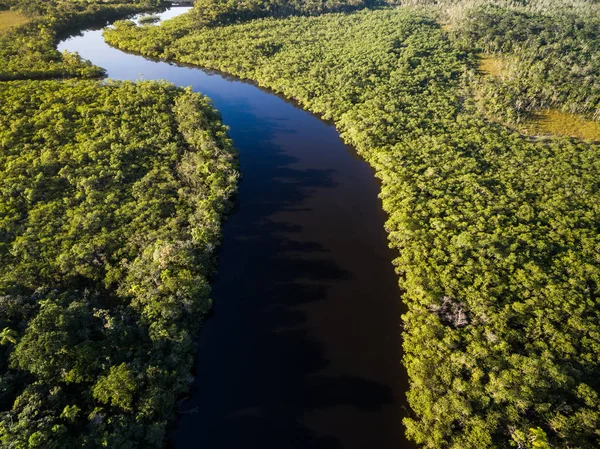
[59,8,412,449]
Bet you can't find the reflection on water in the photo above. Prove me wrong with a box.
[59,9,413,449]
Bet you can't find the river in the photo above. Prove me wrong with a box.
[58,8,412,449]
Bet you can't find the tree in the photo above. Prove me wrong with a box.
[0,328,17,346]
[92,363,137,412]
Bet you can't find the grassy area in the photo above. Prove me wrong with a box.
[439,22,453,32]
[478,55,504,77]
[476,55,600,141]
[523,109,600,141]
[0,10,30,33]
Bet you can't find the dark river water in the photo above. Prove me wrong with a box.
[59,8,412,449]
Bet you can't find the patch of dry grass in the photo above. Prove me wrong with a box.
[478,55,504,77]
[0,10,30,33]
[522,109,600,142]
[439,22,453,32]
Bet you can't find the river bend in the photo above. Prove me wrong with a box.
[59,8,411,449]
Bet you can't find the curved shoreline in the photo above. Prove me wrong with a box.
[59,8,412,449]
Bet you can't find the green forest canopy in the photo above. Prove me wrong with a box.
[453,2,600,124]
[0,1,239,448]
[104,4,600,448]
[0,79,238,449]
[0,0,158,80]
[1,0,599,447]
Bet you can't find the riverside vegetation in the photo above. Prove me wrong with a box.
[0,0,158,80]
[0,1,238,448]
[104,1,600,448]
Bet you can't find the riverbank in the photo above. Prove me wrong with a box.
[104,7,600,448]
[0,3,239,448]
[61,7,414,449]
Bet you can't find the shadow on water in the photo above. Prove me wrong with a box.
[59,9,413,449]
[169,103,394,449]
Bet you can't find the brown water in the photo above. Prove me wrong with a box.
[59,9,412,449]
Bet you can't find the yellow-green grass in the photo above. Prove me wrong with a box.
[439,22,453,32]
[476,55,599,141]
[521,109,600,142]
[0,10,30,33]
[478,55,504,77]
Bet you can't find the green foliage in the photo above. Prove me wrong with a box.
[453,2,600,123]
[0,329,16,346]
[105,7,600,448]
[0,80,238,448]
[0,0,154,80]
[93,364,137,411]
[138,14,160,24]
[0,1,239,447]
[60,404,80,423]
[189,0,383,27]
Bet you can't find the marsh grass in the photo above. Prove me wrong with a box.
[522,109,600,142]
[478,55,504,77]
[477,54,600,141]
[0,11,30,33]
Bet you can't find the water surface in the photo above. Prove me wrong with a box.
[59,10,412,449]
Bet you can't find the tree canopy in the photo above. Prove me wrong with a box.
[0,2,238,447]
[0,0,156,80]
[0,79,238,449]
[105,6,600,448]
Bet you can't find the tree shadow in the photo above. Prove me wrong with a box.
[168,79,409,449]
[58,16,412,449]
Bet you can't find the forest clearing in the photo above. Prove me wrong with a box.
[0,10,28,32]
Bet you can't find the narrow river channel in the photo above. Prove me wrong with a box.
[59,8,412,449]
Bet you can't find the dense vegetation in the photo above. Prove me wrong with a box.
[188,0,382,27]
[0,80,237,448]
[449,1,600,125]
[0,1,239,448]
[0,0,158,80]
[105,6,600,448]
